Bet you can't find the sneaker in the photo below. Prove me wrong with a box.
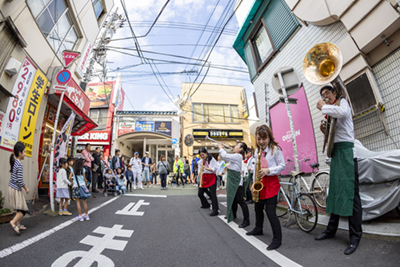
[83,214,90,221]
[59,210,63,216]
[77,215,84,222]
[63,210,72,216]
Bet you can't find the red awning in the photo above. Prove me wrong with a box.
[54,92,98,136]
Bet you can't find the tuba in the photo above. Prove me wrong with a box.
[252,146,263,202]
[303,42,347,157]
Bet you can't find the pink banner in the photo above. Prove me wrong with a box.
[270,87,317,175]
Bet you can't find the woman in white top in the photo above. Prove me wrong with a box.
[130,152,143,190]
[218,142,250,228]
[197,147,219,216]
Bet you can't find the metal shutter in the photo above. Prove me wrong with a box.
[244,41,257,81]
[263,0,299,51]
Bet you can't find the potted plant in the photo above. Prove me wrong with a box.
[0,190,14,224]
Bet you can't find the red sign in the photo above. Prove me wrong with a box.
[62,50,81,68]
[54,77,90,116]
[77,130,111,142]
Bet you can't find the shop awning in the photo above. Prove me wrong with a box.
[52,91,98,136]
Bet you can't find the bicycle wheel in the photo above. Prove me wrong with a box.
[276,190,290,217]
[311,171,329,208]
[294,193,318,232]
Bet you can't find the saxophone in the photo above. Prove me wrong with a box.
[252,146,264,202]
[199,160,204,188]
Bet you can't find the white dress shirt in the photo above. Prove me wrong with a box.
[130,157,142,173]
[198,157,218,174]
[321,98,356,157]
[219,149,243,173]
[247,156,256,182]
[254,146,285,176]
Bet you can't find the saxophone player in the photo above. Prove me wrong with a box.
[218,142,250,228]
[197,148,219,216]
[246,125,285,251]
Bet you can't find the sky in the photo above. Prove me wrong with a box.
[97,0,255,112]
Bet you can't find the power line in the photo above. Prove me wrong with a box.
[135,0,170,38]
[106,48,248,73]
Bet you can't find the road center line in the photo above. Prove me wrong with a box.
[123,194,167,198]
[218,215,302,267]
[0,196,120,259]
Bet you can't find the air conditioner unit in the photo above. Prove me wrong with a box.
[4,57,21,77]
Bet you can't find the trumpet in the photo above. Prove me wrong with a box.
[205,135,233,149]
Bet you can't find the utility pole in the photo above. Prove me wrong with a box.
[81,7,125,90]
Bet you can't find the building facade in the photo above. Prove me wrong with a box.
[113,111,179,171]
[181,83,252,159]
[0,0,114,200]
[234,0,400,173]
[76,79,125,160]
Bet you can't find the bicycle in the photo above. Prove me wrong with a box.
[276,177,318,232]
[287,158,329,209]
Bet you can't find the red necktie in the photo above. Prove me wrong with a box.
[260,151,269,168]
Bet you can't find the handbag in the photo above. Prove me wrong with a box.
[93,163,99,172]
[75,172,91,200]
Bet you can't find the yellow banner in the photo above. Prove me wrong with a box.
[18,69,48,157]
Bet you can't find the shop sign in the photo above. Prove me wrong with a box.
[118,121,135,136]
[55,77,90,115]
[155,121,171,136]
[193,129,243,139]
[135,121,154,132]
[0,110,4,143]
[0,57,37,150]
[18,69,48,157]
[78,131,110,141]
[75,41,92,78]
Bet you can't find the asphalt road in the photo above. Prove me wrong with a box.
[1,185,399,267]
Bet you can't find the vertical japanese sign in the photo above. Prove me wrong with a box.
[19,69,48,157]
[0,110,4,143]
[0,57,37,150]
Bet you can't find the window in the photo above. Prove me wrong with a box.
[27,0,79,60]
[92,0,105,20]
[250,23,276,69]
[192,103,240,123]
[98,109,108,125]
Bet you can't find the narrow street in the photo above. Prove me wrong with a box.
[1,187,399,267]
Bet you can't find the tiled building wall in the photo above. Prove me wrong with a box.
[252,20,400,168]
[252,21,350,168]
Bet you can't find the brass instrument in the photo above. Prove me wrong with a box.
[303,42,347,157]
[251,147,263,202]
[205,135,233,149]
[198,160,204,188]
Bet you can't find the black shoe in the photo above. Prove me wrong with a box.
[201,205,211,209]
[315,233,335,241]
[209,211,218,216]
[246,229,263,236]
[245,200,254,204]
[267,241,281,251]
[92,190,99,193]
[344,242,359,255]
[224,215,237,220]
[239,221,250,228]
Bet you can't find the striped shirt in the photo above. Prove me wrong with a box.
[9,159,25,191]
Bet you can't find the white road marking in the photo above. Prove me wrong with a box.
[115,200,150,216]
[218,215,302,267]
[220,202,227,207]
[123,194,167,198]
[52,224,134,267]
[217,194,227,197]
[0,197,120,259]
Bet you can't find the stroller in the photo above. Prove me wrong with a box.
[103,166,118,197]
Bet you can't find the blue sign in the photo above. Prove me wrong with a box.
[135,121,154,132]
[56,69,71,84]
[155,121,172,136]
[172,138,178,144]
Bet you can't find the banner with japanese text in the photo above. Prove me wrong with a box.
[54,112,76,173]
[18,69,48,157]
[0,57,37,150]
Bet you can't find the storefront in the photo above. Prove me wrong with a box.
[76,130,112,160]
[37,76,97,193]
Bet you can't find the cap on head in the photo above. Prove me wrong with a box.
[146,151,149,154]
[134,152,139,155]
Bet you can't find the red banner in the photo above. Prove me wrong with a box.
[55,77,90,116]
